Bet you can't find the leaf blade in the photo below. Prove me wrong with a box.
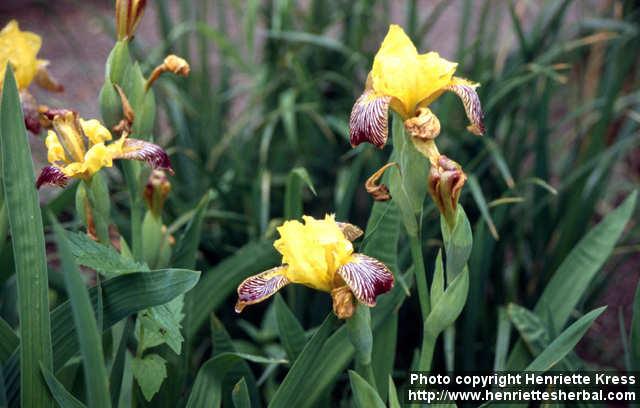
[1,66,53,408]
[51,217,110,408]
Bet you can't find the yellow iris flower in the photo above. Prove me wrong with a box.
[0,20,61,93]
[350,24,484,148]
[236,215,394,319]
[36,111,173,188]
[0,20,41,90]
[0,20,63,134]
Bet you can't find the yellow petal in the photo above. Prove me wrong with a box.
[60,162,85,178]
[45,130,67,164]
[0,20,42,90]
[80,118,112,145]
[376,24,418,57]
[370,24,457,116]
[415,52,457,105]
[52,112,85,162]
[274,214,353,292]
[82,142,114,176]
[106,136,126,157]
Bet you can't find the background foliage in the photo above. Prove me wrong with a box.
[1,0,639,407]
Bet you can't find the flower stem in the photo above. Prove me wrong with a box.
[419,328,437,371]
[410,229,436,372]
[409,231,430,320]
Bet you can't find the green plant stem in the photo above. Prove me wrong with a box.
[83,179,110,245]
[409,232,430,320]
[122,161,143,261]
[410,230,435,371]
[419,329,437,372]
[359,362,376,389]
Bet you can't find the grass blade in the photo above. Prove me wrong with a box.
[40,365,86,408]
[274,294,307,362]
[109,319,132,407]
[268,314,337,408]
[231,378,251,408]
[210,316,261,407]
[493,307,511,372]
[0,317,18,364]
[172,190,213,269]
[468,175,499,240]
[525,306,606,372]
[370,312,397,401]
[0,365,6,408]
[348,370,385,408]
[187,353,285,408]
[630,278,640,371]
[283,167,316,220]
[51,218,110,408]
[388,376,401,408]
[1,66,53,407]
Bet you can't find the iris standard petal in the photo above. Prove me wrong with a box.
[45,130,67,163]
[337,253,394,306]
[349,90,391,148]
[235,265,290,312]
[370,25,457,115]
[80,118,112,144]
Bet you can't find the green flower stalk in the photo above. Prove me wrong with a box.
[349,24,484,371]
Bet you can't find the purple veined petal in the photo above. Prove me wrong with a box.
[349,90,391,148]
[116,138,174,174]
[36,166,69,189]
[444,79,485,136]
[337,253,394,307]
[235,265,290,313]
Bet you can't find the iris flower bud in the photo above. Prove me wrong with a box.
[428,155,467,228]
[115,0,147,41]
[144,170,171,217]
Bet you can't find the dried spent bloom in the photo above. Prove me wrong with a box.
[349,24,484,148]
[404,107,441,141]
[236,215,394,319]
[428,155,467,228]
[116,0,147,41]
[364,162,398,202]
[36,111,172,188]
[145,55,191,91]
